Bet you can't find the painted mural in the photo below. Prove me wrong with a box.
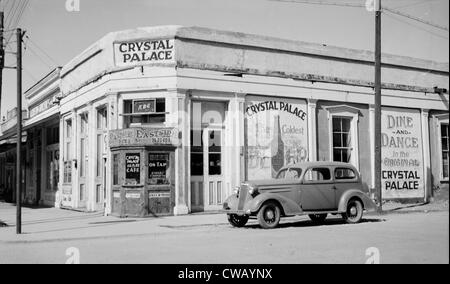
[381,107,425,199]
[246,96,308,180]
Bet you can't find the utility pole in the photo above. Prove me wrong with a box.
[0,11,4,117]
[374,0,383,212]
[16,28,24,235]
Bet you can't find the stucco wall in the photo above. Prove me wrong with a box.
[316,101,372,188]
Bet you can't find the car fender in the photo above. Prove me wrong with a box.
[338,190,377,212]
[246,193,302,216]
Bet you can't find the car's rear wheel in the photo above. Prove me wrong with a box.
[227,214,249,228]
[308,214,327,223]
[342,199,363,224]
[257,201,281,229]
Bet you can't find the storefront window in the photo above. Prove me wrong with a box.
[123,99,166,128]
[125,153,141,185]
[332,117,352,163]
[148,153,170,185]
[46,150,59,191]
[442,123,449,179]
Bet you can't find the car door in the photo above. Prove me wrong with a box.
[333,167,360,206]
[300,167,336,211]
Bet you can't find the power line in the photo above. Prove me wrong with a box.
[25,36,60,67]
[384,11,449,40]
[390,0,444,10]
[383,6,449,32]
[24,44,55,70]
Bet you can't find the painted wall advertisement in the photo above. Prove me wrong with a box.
[114,39,175,67]
[381,107,424,199]
[246,96,308,180]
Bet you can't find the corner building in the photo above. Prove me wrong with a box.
[1,26,448,216]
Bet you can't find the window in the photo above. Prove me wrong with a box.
[113,154,119,185]
[80,113,89,178]
[148,153,170,185]
[80,184,86,201]
[96,107,108,178]
[96,134,103,177]
[64,119,72,184]
[326,105,360,169]
[285,168,302,179]
[332,117,352,163]
[208,130,222,175]
[125,153,141,185]
[276,169,287,179]
[46,149,59,191]
[46,126,59,145]
[304,168,331,182]
[335,167,357,180]
[442,123,449,179]
[123,99,165,128]
[190,130,203,176]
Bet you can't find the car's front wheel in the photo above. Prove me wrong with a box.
[257,201,281,229]
[309,214,327,223]
[227,214,249,228]
[342,199,363,224]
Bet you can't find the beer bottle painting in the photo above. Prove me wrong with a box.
[271,115,285,177]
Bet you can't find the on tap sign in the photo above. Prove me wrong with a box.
[381,107,424,199]
[114,39,175,67]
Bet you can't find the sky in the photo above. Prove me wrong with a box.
[0,0,449,118]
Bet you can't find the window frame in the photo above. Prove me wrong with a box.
[302,167,334,185]
[334,167,359,183]
[437,115,450,182]
[325,105,360,171]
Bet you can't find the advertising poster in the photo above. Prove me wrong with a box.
[381,107,425,199]
[125,153,141,185]
[246,96,308,180]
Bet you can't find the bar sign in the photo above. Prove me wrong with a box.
[133,99,156,114]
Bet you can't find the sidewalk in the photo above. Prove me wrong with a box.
[0,202,230,244]
[1,198,448,244]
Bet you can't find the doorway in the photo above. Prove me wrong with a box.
[190,101,227,212]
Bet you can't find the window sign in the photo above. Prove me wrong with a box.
[148,153,170,185]
[125,153,141,185]
[133,100,156,114]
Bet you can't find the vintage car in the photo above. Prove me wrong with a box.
[223,162,377,229]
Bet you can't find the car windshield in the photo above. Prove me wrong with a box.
[276,168,302,180]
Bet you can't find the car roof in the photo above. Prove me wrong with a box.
[282,161,356,170]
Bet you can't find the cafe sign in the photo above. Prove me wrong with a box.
[114,39,175,67]
[381,107,425,199]
[109,127,179,148]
